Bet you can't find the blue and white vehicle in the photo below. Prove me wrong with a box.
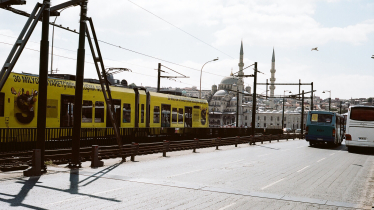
[345,105,374,152]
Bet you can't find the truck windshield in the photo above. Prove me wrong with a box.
[311,114,333,123]
[350,107,374,121]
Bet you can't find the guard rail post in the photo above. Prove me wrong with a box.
[23,149,41,176]
[193,138,199,153]
[277,134,280,142]
[235,136,240,147]
[163,140,169,157]
[293,134,295,140]
[131,142,139,161]
[262,135,264,144]
[90,145,104,168]
[249,135,255,145]
[269,134,272,143]
[216,137,221,150]
[286,134,289,141]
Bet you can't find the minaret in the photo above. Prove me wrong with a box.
[269,48,276,97]
[237,41,244,126]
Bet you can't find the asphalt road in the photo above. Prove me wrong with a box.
[0,139,373,210]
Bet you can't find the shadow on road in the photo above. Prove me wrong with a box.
[309,144,346,151]
[310,141,374,156]
[78,162,123,186]
[347,147,374,156]
[0,176,48,210]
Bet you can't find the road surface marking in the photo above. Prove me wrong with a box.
[44,196,86,206]
[168,169,202,178]
[317,158,325,162]
[225,159,245,164]
[258,154,269,157]
[297,166,310,172]
[329,153,335,156]
[218,202,236,210]
[94,187,123,195]
[261,178,285,190]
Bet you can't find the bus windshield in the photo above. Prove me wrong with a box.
[311,113,333,123]
[350,107,374,121]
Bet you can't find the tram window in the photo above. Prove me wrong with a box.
[178,108,183,124]
[141,104,144,123]
[123,103,131,123]
[95,101,104,123]
[0,92,4,117]
[82,100,93,123]
[46,99,58,118]
[161,104,171,127]
[172,108,178,123]
[153,106,160,123]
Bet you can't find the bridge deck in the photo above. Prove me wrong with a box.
[0,140,373,209]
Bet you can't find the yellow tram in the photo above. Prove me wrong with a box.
[0,72,209,129]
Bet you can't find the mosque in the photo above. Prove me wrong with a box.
[208,43,307,129]
[208,41,252,127]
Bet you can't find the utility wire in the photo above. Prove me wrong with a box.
[1,6,232,78]
[0,41,211,89]
[127,0,235,59]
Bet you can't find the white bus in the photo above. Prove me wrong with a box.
[345,105,374,152]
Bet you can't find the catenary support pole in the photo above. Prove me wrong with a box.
[71,0,87,167]
[157,63,161,92]
[251,62,257,136]
[36,0,50,173]
[266,79,268,99]
[301,90,304,136]
[340,101,342,114]
[311,82,313,110]
[298,79,301,100]
[236,90,239,127]
[282,97,285,130]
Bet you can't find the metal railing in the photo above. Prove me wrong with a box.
[0,133,304,171]
[0,127,284,152]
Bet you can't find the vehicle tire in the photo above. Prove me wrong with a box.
[309,141,314,147]
[347,146,354,153]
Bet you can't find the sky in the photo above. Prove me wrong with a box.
[0,0,373,100]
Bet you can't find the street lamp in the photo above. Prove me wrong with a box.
[322,90,331,111]
[199,57,218,99]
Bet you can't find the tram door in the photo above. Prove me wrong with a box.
[106,99,121,127]
[161,104,171,127]
[60,95,75,127]
[184,106,192,127]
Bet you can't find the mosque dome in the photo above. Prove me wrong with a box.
[220,76,238,85]
[213,90,228,96]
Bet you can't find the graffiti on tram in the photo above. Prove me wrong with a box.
[11,87,38,124]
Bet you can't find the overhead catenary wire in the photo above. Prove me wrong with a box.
[0,41,208,89]
[127,0,235,59]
